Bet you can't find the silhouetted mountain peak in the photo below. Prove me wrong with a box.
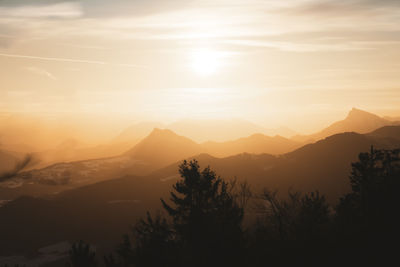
[142,128,199,145]
[148,128,175,137]
[292,108,395,142]
[124,128,201,167]
[346,108,383,122]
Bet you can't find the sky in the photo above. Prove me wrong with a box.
[1,0,400,132]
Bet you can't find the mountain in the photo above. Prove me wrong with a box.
[112,121,165,146]
[3,123,396,202]
[1,129,200,201]
[125,128,300,167]
[1,126,399,258]
[264,126,297,138]
[125,128,202,167]
[154,128,400,201]
[203,134,301,157]
[166,118,267,143]
[384,115,400,121]
[293,108,400,142]
[367,125,400,140]
[0,128,301,201]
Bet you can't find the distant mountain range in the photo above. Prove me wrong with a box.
[126,128,301,164]
[1,108,394,171]
[1,108,399,201]
[0,128,301,199]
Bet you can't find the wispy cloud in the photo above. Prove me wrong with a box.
[1,0,399,53]
[25,66,57,80]
[0,52,106,64]
[221,39,374,52]
[0,52,146,68]
[0,2,83,18]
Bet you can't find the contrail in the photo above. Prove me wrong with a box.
[0,52,146,68]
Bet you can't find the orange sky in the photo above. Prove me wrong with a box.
[1,0,400,132]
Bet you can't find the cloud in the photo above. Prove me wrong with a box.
[25,66,57,80]
[0,0,400,55]
[0,0,71,7]
[0,0,194,18]
[282,0,400,17]
[0,52,146,69]
[221,39,372,52]
[221,29,400,52]
[0,2,83,18]
[0,52,105,64]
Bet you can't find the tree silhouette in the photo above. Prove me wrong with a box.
[104,253,123,267]
[257,190,330,241]
[112,160,245,267]
[107,150,400,267]
[337,147,400,227]
[248,190,331,266]
[67,240,97,267]
[161,159,244,266]
[335,147,400,265]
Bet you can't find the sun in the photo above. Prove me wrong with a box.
[191,48,221,76]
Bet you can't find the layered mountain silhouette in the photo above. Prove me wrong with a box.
[2,108,397,199]
[293,108,399,142]
[2,108,389,172]
[0,128,301,200]
[125,128,301,165]
[1,125,400,256]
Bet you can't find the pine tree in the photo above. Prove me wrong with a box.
[68,240,97,267]
[161,160,244,266]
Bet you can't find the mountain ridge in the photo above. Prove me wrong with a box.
[292,108,399,142]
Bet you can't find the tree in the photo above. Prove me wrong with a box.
[160,160,244,266]
[257,190,330,241]
[337,147,400,228]
[248,190,331,266]
[67,240,97,267]
[335,147,400,265]
[112,160,245,267]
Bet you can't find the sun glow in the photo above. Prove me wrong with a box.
[191,48,221,76]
